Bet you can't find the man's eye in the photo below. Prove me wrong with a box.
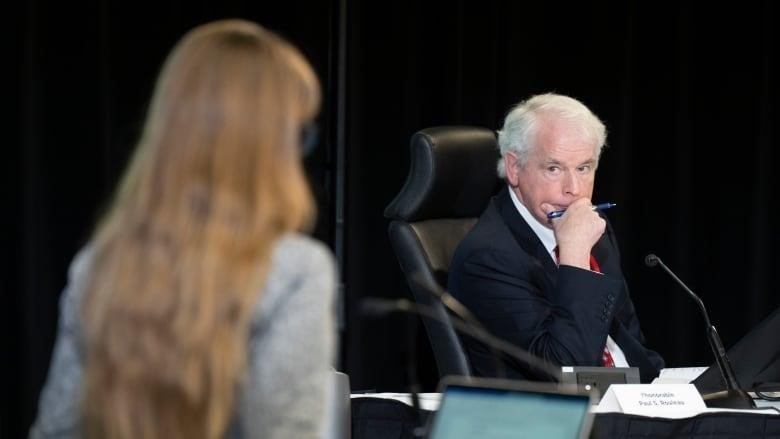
[547,166,561,173]
[577,165,592,173]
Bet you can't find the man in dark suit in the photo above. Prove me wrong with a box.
[449,93,664,382]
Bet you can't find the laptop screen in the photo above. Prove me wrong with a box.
[427,378,593,439]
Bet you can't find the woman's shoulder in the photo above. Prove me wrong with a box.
[258,233,337,310]
[271,233,335,271]
[57,245,96,308]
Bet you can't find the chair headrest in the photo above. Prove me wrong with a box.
[385,126,501,222]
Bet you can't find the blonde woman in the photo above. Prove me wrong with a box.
[30,19,336,439]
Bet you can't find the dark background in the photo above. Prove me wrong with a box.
[4,1,779,436]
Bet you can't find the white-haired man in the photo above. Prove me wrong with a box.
[449,93,664,382]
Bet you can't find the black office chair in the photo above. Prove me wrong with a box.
[384,126,501,378]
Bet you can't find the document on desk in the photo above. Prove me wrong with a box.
[652,367,708,384]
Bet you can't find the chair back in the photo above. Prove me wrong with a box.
[384,126,500,378]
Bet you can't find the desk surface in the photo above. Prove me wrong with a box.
[351,392,780,416]
[593,411,780,439]
[351,393,780,439]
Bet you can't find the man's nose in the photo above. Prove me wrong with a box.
[563,171,581,196]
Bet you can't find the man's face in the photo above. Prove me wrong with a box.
[505,117,599,227]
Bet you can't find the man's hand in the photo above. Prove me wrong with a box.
[542,198,606,270]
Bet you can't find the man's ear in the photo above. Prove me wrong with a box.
[504,152,520,186]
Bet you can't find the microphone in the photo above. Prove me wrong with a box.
[359,296,561,382]
[644,253,755,408]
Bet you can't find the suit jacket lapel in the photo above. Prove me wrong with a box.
[591,236,611,274]
[493,187,558,275]
[590,220,620,278]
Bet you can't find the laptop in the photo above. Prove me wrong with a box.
[425,376,596,439]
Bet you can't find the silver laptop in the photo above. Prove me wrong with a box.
[425,376,596,439]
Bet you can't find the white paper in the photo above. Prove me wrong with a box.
[652,367,708,384]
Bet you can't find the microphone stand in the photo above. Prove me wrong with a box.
[404,313,424,436]
[408,273,506,379]
[645,254,755,409]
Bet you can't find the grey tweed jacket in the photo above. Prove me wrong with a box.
[30,233,338,439]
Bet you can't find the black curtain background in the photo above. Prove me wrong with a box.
[5,1,779,436]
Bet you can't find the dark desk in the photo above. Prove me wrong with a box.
[593,412,780,438]
[351,396,780,439]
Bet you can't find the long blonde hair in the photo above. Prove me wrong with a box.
[81,19,320,438]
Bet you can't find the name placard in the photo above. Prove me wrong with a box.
[596,384,707,417]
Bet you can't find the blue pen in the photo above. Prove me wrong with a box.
[546,202,616,219]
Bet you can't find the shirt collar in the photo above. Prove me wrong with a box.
[507,186,557,263]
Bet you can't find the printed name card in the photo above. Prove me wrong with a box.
[597,384,707,417]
